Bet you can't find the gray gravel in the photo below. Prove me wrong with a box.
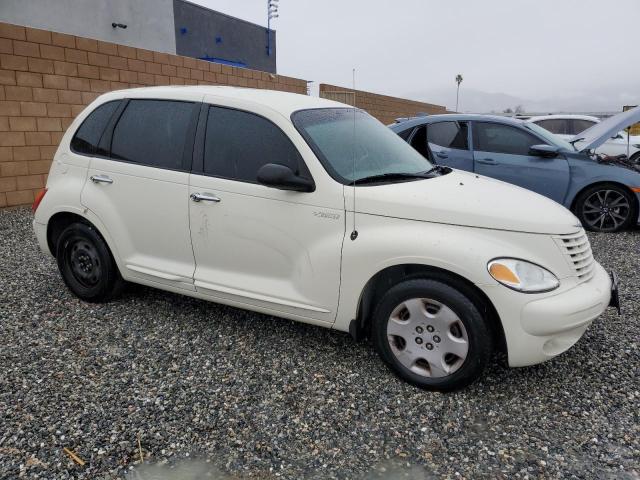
[0,207,638,479]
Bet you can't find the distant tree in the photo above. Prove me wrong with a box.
[503,107,513,114]
[455,74,463,111]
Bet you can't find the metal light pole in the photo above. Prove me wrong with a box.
[455,74,463,112]
[267,0,279,56]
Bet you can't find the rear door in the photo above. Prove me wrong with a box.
[426,120,473,171]
[472,121,570,203]
[81,95,201,291]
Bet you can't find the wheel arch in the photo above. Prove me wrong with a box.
[351,263,507,357]
[570,180,639,213]
[47,211,116,262]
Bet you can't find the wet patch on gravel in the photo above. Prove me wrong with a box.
[0,207,638,479]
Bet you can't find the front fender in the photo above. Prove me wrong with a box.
[333,214,573,332]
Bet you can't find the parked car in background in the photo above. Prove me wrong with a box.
[32,86,618,391]
[391,109,640,232]
[528,114,640,161]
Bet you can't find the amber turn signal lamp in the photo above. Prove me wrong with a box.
[32,188,48,213]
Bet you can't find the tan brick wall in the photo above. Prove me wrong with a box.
[319,83,447,125]
[0,21,307,207]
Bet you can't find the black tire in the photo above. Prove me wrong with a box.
[55,222,124,302]
[371,279,492,392]
[574,183,637,233]
[630,152,640,165]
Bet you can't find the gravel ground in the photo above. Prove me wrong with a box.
[0,207,638,480]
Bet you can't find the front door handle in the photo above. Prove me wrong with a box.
[436,151,449,159]
[90,174,113,184]
[477,158,498,165]
[190,192,221,203]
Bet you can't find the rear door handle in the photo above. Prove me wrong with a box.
[190,192,221,203]
[90,174,113,184]
[476,158,498,165]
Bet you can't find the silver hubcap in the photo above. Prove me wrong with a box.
[386,298,469,378]
[583,189,630,231]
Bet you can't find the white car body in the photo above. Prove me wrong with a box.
[527,114,640,158]
[33,86,612,377]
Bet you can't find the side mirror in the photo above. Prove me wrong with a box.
[529,144,560,158]
[257,163,315,192]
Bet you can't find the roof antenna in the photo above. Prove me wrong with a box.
[350,68,358,241]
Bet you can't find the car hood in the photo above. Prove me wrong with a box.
[572,105,640,151]
[353,170,580,235]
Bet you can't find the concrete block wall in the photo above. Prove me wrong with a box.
[0,21,307,207]
[319,83,447,125]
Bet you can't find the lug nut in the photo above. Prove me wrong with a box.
[426,343,434,350]
[416,326,424,334]
[433,335,441,343]
[415,337,423,344]
[427,325,434,333]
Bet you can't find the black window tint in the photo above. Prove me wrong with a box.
[70,101,119,155]
[535,119,569,135]
[409,126,429,159]
[204,106,305,182]
[110,99,194,169]
[397,127,413,140]
[427,121,469,150]
[475,122,540,155]
[571,119,597,135]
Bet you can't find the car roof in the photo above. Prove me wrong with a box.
[389,113,525,131]
[527,114,600,123]
[96,85,348,117]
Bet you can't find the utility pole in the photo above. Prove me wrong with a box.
[267,0,279,56]
[455,74,463,112]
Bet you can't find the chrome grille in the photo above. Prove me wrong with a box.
[555,230,595,283]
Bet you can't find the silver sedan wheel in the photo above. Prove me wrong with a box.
[386,298,469,378]
[583,189,630,231]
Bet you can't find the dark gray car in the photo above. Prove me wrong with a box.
[390,110,640,232]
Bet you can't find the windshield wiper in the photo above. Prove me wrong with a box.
[353,172,432,185]
[569,137,585,146]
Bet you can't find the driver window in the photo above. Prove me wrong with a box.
[474,122,540,156]
[409,126,429,159]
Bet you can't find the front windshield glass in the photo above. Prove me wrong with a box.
[523,122,576,151]
[292,108,432,184]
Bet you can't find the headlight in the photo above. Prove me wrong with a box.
[487,258,559,293]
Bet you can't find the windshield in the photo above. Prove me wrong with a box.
[523,122,576,151]
[292,108,432,184]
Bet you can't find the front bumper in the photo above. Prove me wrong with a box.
[481,261,612,367]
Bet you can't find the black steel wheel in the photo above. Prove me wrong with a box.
[56,222,124,302]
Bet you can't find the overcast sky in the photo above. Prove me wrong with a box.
[194,0,638,113]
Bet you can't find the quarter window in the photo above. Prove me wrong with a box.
[110,99,195,170]
[70,101,119,156]
[427,121,469,150]
[474,122,540,155]
[203,106,306,182]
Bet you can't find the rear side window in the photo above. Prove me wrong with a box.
[110,99,194,170]
[427,121,469,150]
[534,119,569,135]
[397,127,413,140]
[70,101,119,156]
[474,122,540,155]
[203,106,306,182]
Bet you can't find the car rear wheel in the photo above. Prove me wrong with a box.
[56,222,124,302]
[575,184,637,233]
[371,279,492,391]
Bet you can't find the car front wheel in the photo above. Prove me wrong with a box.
[575,184,637,233]
[371,278,492,391]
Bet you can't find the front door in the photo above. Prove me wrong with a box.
[81,96,201,290]
[188,101,345,323]
[472,121,570,203]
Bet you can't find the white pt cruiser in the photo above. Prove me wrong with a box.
[32,86,618,391]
